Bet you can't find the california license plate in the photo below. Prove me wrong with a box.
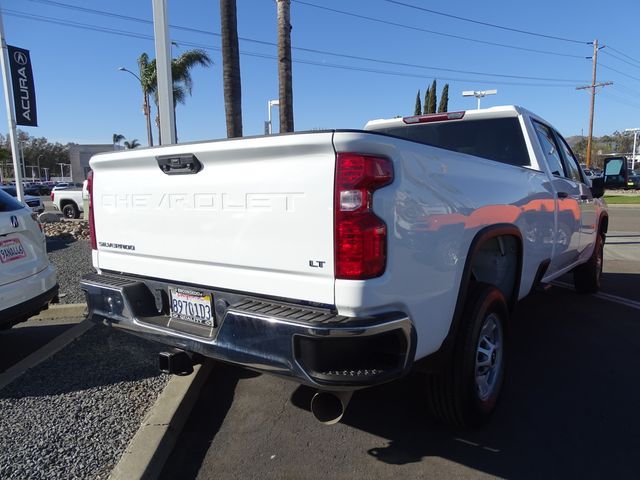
[0,238,27,264]
[169,287,214,326]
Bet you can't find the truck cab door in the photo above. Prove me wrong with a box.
[532,122,582,273]
[603,157,628,189]
[553,132,598,259]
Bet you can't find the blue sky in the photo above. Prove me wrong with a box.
[1,0,640,146]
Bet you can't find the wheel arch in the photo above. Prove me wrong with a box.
[415,223,523,372]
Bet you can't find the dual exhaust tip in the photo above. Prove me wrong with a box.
[159,350,354,425]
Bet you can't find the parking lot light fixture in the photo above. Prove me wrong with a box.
[118,67,154,147]
[462,89,497,109]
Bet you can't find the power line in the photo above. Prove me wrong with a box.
[601,50,640,71]
[601,91,640,111]
[28,0,588,61]
[292,0,585,59]
[599,63,640,83]
[4,9,586,84]
[615,83,640,98]
[606,46,640,68]
[3,10,579,89]
[382,0,589,45]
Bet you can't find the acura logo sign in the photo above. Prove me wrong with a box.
[10,215,19,228]
[13,51,27,66]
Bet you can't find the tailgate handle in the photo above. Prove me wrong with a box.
[156,154,202,175]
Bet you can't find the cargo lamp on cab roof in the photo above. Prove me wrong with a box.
[403,111,465,124]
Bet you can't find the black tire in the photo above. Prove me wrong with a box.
[573,233,604,294]
[426,282,508,428]
[62,203,79,219]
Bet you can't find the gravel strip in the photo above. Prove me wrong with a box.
[0,324,170,480]
[47,238,93,304]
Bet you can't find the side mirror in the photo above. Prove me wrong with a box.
[590,177,605,199]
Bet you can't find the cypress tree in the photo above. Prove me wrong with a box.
[414,90,422,115]
[423,87,430,114]
[437,83,449,113]
[428,79,437,113]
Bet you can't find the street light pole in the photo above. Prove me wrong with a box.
[625,128,640,171]
[37,154,43,180]
[462,89,497,109]
[118,67,153,147]
[267,99,279,134]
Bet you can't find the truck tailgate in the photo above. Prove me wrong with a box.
[90,133,336,305]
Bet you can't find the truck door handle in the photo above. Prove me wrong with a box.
[557,191,568,198]
[156,154,203,175]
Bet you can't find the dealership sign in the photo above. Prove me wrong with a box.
[7,45,37,127]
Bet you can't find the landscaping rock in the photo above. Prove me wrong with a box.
[38,212,61,224]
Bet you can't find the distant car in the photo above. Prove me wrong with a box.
[51,183,70,191]
[0,188,58,329]
[24,183,51,196]
[0,186,44,214]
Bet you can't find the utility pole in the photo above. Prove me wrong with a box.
[576,39,612,169]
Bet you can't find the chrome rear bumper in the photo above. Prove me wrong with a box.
[80,272,415,389]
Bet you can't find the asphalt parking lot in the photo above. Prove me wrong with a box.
[162,205,640,480]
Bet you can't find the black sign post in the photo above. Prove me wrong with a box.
[7,45,37,127]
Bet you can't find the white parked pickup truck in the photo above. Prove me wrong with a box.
[81,106,607,427]
[51,185,86,219]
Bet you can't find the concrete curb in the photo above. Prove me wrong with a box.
[109,359,215,480]
[34,303,86,320]
[0,319,94,390]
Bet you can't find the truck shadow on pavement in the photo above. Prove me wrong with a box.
[288,288,640,479]
[162,287,640,479]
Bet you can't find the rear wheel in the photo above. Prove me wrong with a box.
[426,282,508,428]
[573,233,604,294]
[62,203,79,219]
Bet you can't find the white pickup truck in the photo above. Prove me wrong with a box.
[81,106,607,427]
[50,184,87,219]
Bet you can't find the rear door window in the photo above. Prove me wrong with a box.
[533,122,566,177]
[554,132,584,183]
[375,117,531,167]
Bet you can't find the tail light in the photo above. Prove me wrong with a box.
[334,153,393,279]
[87,170,96,250]
[50,191,54,202]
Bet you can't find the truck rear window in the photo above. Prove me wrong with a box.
[0,188,24,212]
[375,117,531,167]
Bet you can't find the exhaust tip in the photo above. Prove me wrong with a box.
[310,391,353,425]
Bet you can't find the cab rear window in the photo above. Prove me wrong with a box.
[0,188,24,212]
[375,117,531,167]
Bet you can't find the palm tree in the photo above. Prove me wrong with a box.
[139,49,212,142]
[112,133,125,150]
[220,0,243,138]
[123,139,140,149]
[137,53,154,146]
[277,0,294,132]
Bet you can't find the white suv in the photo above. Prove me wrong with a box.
[0,188,58,329]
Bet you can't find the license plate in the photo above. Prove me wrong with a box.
[0,238,27,264]
[169,287,214,326]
